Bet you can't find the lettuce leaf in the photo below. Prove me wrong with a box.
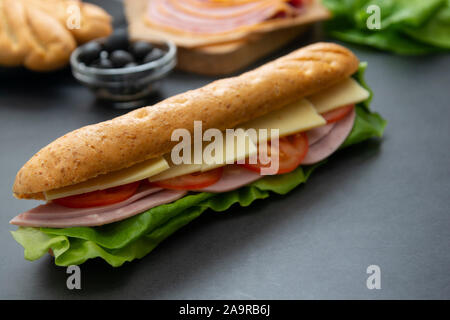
[11,63,386,267]
[403,1,450,49]
[322,0,450,54]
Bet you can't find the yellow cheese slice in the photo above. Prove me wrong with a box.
[148,159,203,182]
[307,78,370,114]
[45,157,169,200]
[240,98,326,142]
[200,129,257,172]
[150,130,258,181]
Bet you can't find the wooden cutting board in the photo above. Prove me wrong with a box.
[176,25,310,76]
[125,0,330,75]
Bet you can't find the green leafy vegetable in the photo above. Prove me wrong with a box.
[11,64,386,267]
[322,0,450,54]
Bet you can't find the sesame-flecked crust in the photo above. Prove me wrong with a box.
[13,43,359,199]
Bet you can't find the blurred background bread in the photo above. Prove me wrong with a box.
[0,0,112,71]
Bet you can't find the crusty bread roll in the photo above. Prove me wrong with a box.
[22,5,77,71]
[27,0,113,44]
[13,43,359,199]
[0,0,112,71]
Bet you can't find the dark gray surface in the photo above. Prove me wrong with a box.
[1,1,449,300]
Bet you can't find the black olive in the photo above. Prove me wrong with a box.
[130,41,154,61]
[110,50,134,68]
[78,41,102,65]
[104,28,129,52]
[91,58,113,69]
[142,48,165,64]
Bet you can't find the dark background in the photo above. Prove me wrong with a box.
[0,0,449,299]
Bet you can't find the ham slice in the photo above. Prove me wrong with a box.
[307,123,335,145]
[146,0,302,34]
[302,109,356,165]
[10,189,186,228]
[12,185,162,220]
[199,165,262,193]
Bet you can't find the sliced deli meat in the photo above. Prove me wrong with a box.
[10,189,186,228]
[302,108,356,165]
[199,165,262,193]
[12,185,162,220]
[306,122,335,145]
[146,0,303,34]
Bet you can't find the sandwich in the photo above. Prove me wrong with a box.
[0,0,112,71]
[10,43,386,267]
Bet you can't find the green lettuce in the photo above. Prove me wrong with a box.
[11,63,386,267]
[322,0,450,55]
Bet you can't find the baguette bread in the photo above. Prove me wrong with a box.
[13,43,359,199]
[0,0,112,71]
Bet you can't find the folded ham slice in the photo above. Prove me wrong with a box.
[200,164,262,192]
[146,0,303,34]
[302,108,355,165]
[307,122,335,145]
[10,188,186,228]
[13,185,162,220]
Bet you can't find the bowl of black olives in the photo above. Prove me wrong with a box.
[70,28,176,107]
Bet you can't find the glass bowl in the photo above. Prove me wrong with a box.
[70,39,177,108]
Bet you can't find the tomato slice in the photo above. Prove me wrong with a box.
[53,181,141,208]
[321,104,354,124]
[149,167,223,190]
[286,132,309,161]
[239,133,309,175]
